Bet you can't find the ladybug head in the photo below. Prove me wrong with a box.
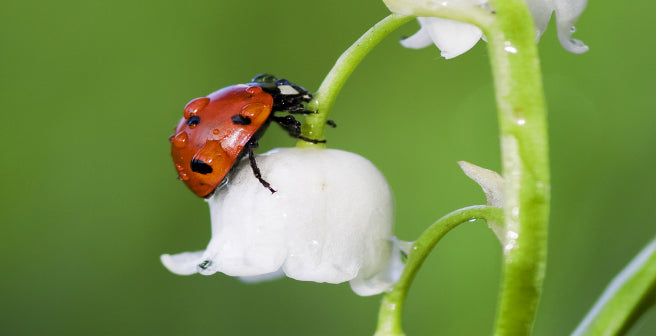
[249,74,312,107]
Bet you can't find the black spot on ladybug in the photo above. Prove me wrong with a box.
[231,114,251,125]
[190,159,213,174]
[187,115,201,126]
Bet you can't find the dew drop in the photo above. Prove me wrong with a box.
[241,102,270,124]
[504,41,518,54]
[570,26,576,33]
[193,140,228,167]
[172,131,188,148]
[516,118,526,126]
[183,97,210,119]
[178,171,189,181]
[175,163,184,171]
[511,206,520,218]
[212,128,220,135]
[246,86,263,95]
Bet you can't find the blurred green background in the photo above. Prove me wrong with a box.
[2,0,655,335]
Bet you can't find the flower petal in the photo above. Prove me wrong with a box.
[400,25,435,49]
[161,251,204,275]
[524,0,554,39]
[417,17,483,59]
[350,237,406,296]
[553,0,589,53]
[239,269,286,283]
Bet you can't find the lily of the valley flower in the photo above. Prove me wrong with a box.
[161,147,404,296]
[384,0,588,59]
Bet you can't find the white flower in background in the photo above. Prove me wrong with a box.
[161,147,404,296]
[384,0,588,59]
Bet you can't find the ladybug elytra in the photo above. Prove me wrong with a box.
[170,74,325,197]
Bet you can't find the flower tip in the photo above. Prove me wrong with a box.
[417,17,483,60]
[160,251,204,276]
[349,237,407,296]
[399,28,433,49]
[554,0,589,53]
[560,36,589,54]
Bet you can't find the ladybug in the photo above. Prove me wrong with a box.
[170,74,326,198]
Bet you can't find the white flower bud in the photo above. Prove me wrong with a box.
[161,147,404,296]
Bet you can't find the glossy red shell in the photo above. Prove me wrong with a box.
[170,85,274,197]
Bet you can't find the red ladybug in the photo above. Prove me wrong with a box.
[170,74,324,197]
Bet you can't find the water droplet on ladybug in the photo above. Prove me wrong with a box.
[172,131,188,148]
[179,171,190,181]
[241,102,270,124]
[213,128,220,135]
[184,97,210,119]
[193,140,228,167]
[246,86,263,95]
[175,163,184,171]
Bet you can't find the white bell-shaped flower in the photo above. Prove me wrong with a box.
[385,0,588,58]
[161,147,403,296]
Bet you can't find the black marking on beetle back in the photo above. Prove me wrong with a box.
[187,115,201,126]
[190,159,213,174]
[231,114,251,125]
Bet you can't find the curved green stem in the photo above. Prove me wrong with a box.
[374,206,504,336]
[484,1,550,335]
[572,237,656,336]
[296,14,414,148]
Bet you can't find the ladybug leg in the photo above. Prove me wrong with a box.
[287,109,317,115]
[297,135,327,144]
[247,141,276,193]
[285,105,316,115]
[272,115,326,144]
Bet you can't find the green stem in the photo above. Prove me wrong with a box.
[572,237,656,336]
[296,14,414,148]
[374,206,504,336]
[485,1,550,335]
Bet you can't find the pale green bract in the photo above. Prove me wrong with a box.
[383,0,588,58]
